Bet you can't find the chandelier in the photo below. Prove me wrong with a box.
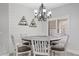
[34,3,52,21]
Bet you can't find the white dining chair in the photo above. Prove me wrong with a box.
[31,39,50,56]
[10,35,16,56]
[16,43,31,56]
[11,34,31,56]
[50,34,69,56]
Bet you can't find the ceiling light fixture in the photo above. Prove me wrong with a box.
[34,3,52,21]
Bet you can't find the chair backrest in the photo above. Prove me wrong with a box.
[57,34,69,49]
[31,39,50,56]
[11,34,27,56]
[64,34,69,48]
[11,35,16,48]
[11,34,23,50]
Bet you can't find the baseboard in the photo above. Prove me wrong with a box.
[0,51,9,56]
[0,53,9,56]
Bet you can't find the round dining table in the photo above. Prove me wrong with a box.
[22,35,64,41]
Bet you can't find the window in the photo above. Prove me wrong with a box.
[48,18,68,36]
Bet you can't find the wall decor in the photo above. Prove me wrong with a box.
[18,16,28,26]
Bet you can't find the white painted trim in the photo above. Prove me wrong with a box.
[49,15,70,21]
[0,53,9,56]
[0,51,9,56]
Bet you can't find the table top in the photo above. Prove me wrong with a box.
[22,35,65,41]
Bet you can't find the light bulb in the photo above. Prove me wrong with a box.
[34,9,38,13]
[48,11,52,15]
[39,14,41,16]
[34,9,38,16]
[43,9,46,12]
[47,11,51,16]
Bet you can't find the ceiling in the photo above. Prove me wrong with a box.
[20,3,68,10]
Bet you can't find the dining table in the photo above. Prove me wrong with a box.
[22,35,65,41]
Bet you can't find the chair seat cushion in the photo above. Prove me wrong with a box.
[23,42,30,45]
[50,41,59,45]
[51,42,65,51]
[51,46,64,51]
[22,39,31,42]
[18,46,31,52]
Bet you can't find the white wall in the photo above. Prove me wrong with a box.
[9,3,48,52]
[0,3,9,55]
[9,3,48,36]
[51,3,79,52]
